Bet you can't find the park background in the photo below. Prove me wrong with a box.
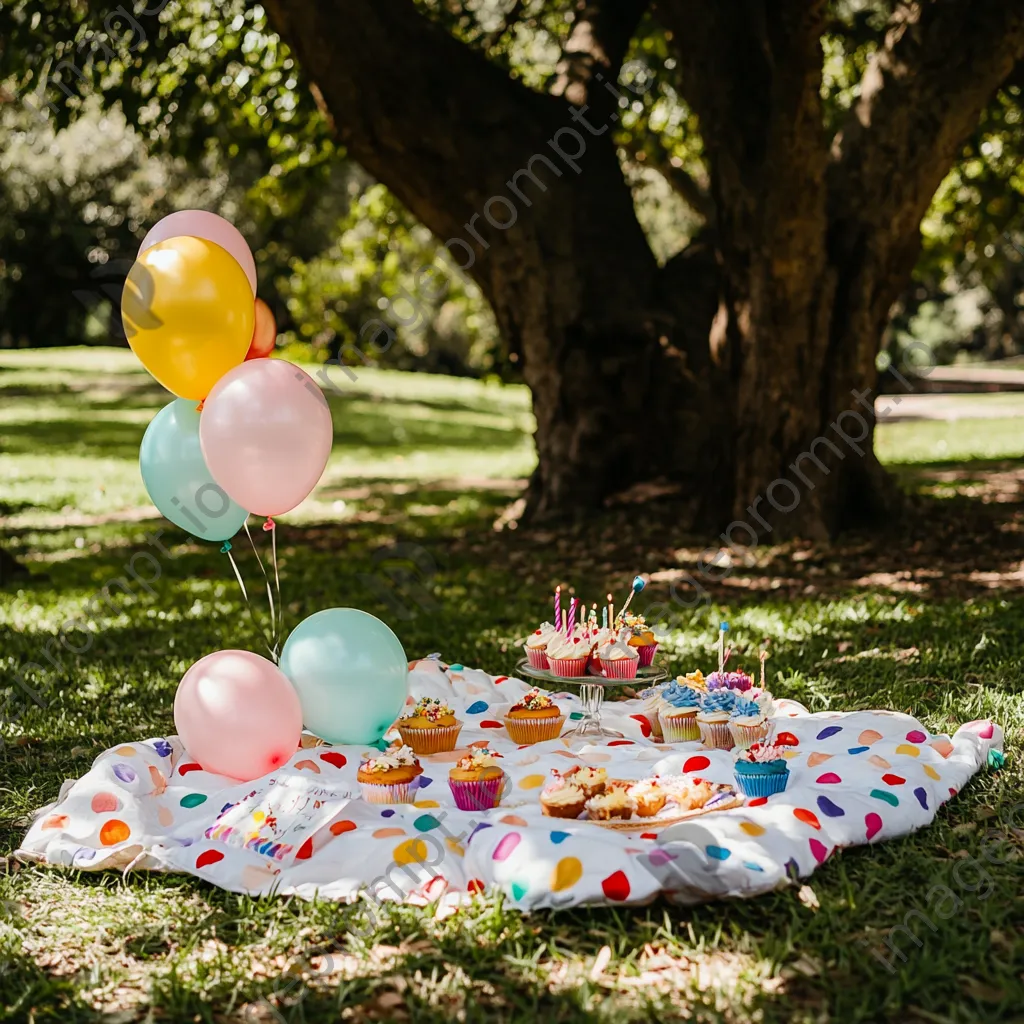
[1,2,1024,1022]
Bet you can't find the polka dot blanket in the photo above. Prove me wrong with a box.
[17,658,1003,911]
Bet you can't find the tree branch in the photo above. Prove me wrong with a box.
[829,0,1024,256]
[551,0,650,107]
[262,0,564,245]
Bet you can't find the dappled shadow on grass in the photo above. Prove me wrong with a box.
[3,452,1024,1023]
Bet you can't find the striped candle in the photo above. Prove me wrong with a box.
[567,596,578,636]
[554,586,561,632]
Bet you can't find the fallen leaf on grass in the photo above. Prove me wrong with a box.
[590,944,612,980]
[797,885,820,910]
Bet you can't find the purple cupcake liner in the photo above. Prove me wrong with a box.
[449,775,504,811]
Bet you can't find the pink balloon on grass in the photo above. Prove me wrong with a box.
[200,359,333,517]
[140,210,257,295]
[173,650,302,781]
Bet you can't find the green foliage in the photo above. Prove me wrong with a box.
[0,0,1021,368]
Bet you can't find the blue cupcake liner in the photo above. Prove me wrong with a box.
[734,765,790,797]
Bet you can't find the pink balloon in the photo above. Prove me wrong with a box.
[200,359,333,517]
[140,210,257,295]
[173,650,302,781]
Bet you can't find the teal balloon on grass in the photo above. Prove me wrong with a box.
[140,399,247,542]
[279,608,409,745]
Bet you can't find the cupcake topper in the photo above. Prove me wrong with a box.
[718,621,729,674]
[759,639,770,688]
[616,575,646,622]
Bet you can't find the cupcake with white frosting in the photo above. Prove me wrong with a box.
[597,633,640,679]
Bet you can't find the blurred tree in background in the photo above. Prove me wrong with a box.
[4,1,1018,373]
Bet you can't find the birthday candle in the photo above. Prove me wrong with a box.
[760,640,770,687]
[601,606,608,628]
[607,593,614,627]
[554,586,561,631]
[567,597,577,636]
[718,621,729,674]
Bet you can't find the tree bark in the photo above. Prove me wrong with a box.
[267,0,1024,537]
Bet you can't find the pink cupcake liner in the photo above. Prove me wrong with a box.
[659,710,700,743]
[449,775,504,811]
[504,714,566,745]
[698,719,735,750]
[729,720,771,749]
[600,657,639,680]
[396,722,463,754]
[547,657,588,678]
[526,648,550,670]
[360,780,420,805]
[637,643,659,667]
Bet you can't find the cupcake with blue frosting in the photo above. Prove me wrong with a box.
[697,689,739,749]
[728,697,770,748]
[657,682,703,743]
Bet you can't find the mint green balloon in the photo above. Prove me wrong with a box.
[140,399,247,543]
[279,608,409,745]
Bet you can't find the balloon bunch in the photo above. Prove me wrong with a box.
[174,610,411,781]
[126,210,334,652]
[125,212,411,784]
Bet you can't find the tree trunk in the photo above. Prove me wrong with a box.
[267,0,1024,538]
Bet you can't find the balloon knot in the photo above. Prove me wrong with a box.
[220,541,232,554]
[263,517,276,532]
[196,400,205,412]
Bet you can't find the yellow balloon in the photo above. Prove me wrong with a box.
[122,236,255,400]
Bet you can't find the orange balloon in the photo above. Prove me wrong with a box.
[245,298,277,360]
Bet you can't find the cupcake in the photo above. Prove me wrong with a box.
[544,633,590,678]
[734,742,790,797]
[540,774,587,819]
[396,697,463,754]
[706,670,753,692]
[597,635,640,680]
[657,682,703,743]
[697,690,738,750]
[586,788,635,821]
[619,612,659,666]
[448,747,505,811]
[524,622,559,669]
[357,744,423,804]
[629,777,667,818]
[565,765,607,798]
[637,684,666,739]
[728,697,770,748]
[504,688,566,744]
[664,775,713,810]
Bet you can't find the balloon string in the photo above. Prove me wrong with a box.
[270,520,283,648]
[224,545,276,661]
[243,519,278,657]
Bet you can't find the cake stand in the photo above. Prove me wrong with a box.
[515,659,669,740]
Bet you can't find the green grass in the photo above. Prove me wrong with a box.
[1,348,1023,1023]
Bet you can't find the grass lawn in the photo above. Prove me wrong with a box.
[1,347,1022,1023]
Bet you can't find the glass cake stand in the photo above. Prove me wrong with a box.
[515,659,669,740]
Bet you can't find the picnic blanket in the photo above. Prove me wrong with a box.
[17,659,1002,911]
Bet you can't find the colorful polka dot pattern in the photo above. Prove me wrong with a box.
[19,661,999,912]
